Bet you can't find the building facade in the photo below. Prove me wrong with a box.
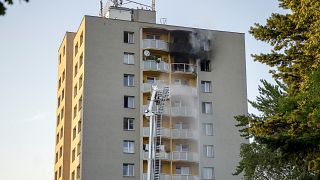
[54,7,247,180]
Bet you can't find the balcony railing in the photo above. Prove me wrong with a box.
[143,127,171,138]
[171,151,199,162]
[143,39,169,51]
[164,106,196,117]
[171,63,197,74]
[143,174,171,180]
[172,175,200,180]
[143,80,168,92]
[143,60,170,72]
[143,152,171,161]
[143,127,196,139]
[171,129,197,139]
[170,84,197,96]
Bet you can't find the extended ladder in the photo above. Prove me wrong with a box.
[145,86,170,180]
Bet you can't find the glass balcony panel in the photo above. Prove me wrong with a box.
[172,175,200,180]
[143,39,169,51]
[171,151,199,162]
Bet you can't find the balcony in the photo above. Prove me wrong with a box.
[143,127,171,138]
[143,152,171,161]
[171,63,197,74]
[143,39,169,51]
[171,129,197,139]
[143,174,171,180]
[143,60,170,72]
[172,175,200,180]
[164,106,196,117]
[143,80,168,93]
[143,127,196,140]
[170,84,197,97]
[171,151,199,162]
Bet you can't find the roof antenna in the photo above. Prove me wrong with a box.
[152,0,155,11]
[99,0,104,17]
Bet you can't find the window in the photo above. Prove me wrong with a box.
[55,171,57,180]
[61,108,64,119]
[123,118,134,130]
[176,144,189,152]
[77,142,81,155]
[146,34,160,40]
[123,52,134,64]
[203,123,213,136]
[78,120,82,133]
[55,152,58,163]
[62,70,65,82]
[123,163,134,176]
[74,84,78,98]
[204,145,214,158]
[123,140,135,153]
[59,166,62,177]
[124,96,135,108]
[201,81,212,93]
[59,146,63,158]
[78,96,83,111]
[80,32,83,46]
[202,40,210,51]
[200,60,211,72]
[76,165,80,179]
[58,78,61,89]
[202,167,214,180]
[202,102,212,114]
[74,105,77,118]
[75,43,78,56]
[73,127,76,140]
[79,75,83,89]
[174,78,189,86]
[63,45,66,56]
[59,54,61,65]
[56,133,59,144]
[124,74,134,86]
[62,89,65,100]
[71,171,75,180]
[60,127,63,139]
[72,149,75,162]
[175,122,189,129]
[57,114,60,126]
[79,53,83,67]
[74,63,78,77]
[57,96,61,107]
[176,166,190,175]
[124,31,134,43]
[146,76,156,84]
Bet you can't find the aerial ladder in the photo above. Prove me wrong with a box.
[144,85,170,180]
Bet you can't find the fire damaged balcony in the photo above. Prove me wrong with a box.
[171,63,197,75]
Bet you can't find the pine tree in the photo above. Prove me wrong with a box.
[234,0,320,179]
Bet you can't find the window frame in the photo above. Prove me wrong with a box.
[123,117,134,131]
[124,31,134,44]
[123,52,135,64]
[123,74,135,87]
[204,145,214,158]
[124,96,135,108]
[202,102,213,114]
[123,163,134,177]
[201,81,212,93]
[123,140,135,154]
[203,123,214,136]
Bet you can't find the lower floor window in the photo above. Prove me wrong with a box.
[123,163,134,176]
[176,166,190,175]
[202,167,214,179]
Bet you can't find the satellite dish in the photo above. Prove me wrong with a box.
[144,50,150,56]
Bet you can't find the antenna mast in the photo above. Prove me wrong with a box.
[99,0,104,17]
[152,0,155,11]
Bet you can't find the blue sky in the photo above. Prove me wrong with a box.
[0,0,283,179]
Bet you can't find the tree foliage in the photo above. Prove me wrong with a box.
[234,0,320,179]
[0,0,29,16]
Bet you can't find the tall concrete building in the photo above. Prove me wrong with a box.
[54,5,247,180]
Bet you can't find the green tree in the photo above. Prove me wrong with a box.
[0,0,29,16]
[234,0,320,179]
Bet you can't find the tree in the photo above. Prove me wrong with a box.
[234,0,320,179]
[0,0,29,16]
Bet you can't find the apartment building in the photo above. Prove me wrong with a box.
[53,6,247,180]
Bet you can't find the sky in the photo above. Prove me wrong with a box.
[0,0,284,179]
